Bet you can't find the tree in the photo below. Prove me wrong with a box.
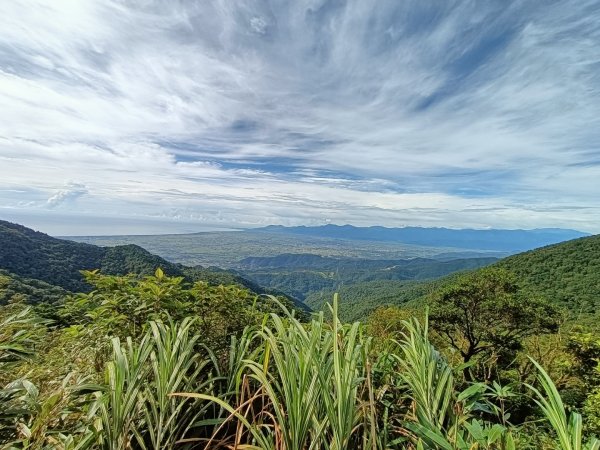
[366,305,417,352]
[59,269,276,351]
[428,268,561,380]
[566,332,600,435]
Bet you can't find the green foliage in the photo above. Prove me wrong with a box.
[241,254,496,301]
[527,358,600,450]
[567,333,600,435]
[567,332,600,388]
[96,334,153,450]
[306,279,439,322]
[366,305,416,352]
[60,270,277,351]
[213,296,376,449]
[428,268,561,380]
[0,308,93,447]
[583,372,600,438]
[141,318,215,449]
[0,270,67,306]
[495,235,600,314]
[1,227,599,449]
[1,374,97,449]
[392,316,519,449]
[1,294,597,448]
[0,304,47,368]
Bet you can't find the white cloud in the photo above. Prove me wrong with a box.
[0,0,599,234]
[46,182,88,208]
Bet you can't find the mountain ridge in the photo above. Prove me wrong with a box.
[254,224,589,252]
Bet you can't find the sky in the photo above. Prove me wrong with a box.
[1,1,599,235]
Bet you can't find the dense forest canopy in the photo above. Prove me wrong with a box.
[305,279,436,322]
[494,234,600,314]
[0,270,67,306]
[237,254,497,300]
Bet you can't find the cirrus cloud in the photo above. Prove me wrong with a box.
[0,0,599,234]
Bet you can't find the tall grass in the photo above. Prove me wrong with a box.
[393,316,456,448]
[0,306,47,364]
[140,317,213,449]
[97,334,152,450]
[527,358,599,450]
[393,315,517,449]
[3,298,596,449]
[175,297,526,449]
[242,308,332,449]
[176,296,375,449]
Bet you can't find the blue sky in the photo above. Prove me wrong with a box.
[1,0,599,235]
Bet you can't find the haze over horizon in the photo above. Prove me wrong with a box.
[0,215,592,239]
[1,1,599,235]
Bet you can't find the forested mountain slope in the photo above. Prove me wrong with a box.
[309,234,600,320]
[0,220,306,310]
[237,253,497,300]
[0,269,68,305]
[0,220,106,291]
[305,280,435,322]
[0,220,188,291]
[494,233,600,313]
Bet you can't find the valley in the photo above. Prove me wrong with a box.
[67,229,505,267]
[66,224,594,316]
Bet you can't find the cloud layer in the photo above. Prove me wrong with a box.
[1,0,599,234]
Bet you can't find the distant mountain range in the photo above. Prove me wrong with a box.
[255,225,589,253]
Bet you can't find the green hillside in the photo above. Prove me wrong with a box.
[0,220,105,292]
[0,220,307,311]
[494,234,600,314]
[305,279,434,322]
[0,220,186,292]
[238,254,497,300]
[0,269,68,306]
[309,234,600,321]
